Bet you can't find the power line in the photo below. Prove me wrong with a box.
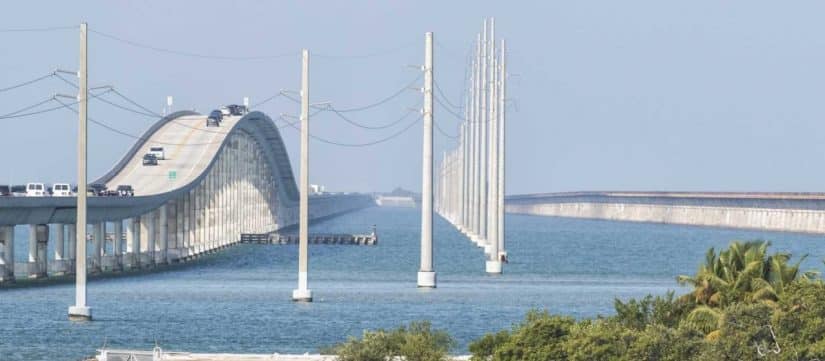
[89,28,298,61]
[0,72,56,93]
[0,97,57,118]
[318,73,422,113]
[283,93,420,130]
[433,81,462,110]
[53,98,223,146]
[312,40,418,59]
[434,120,459,141]
[0,26,76,33]
[278,114,421,147]
[432,93,465,121]
[251,93,283,108]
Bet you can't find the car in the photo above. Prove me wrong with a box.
[219,106,231,117]
[26,182,46,196]
[226,104,247,116]
[142,153,159,166]
[116,185,134,197]
[0,185,10,196]
[206,116,220,127]
[11,185,26,196]
[148,146,165,160]
[207,110,222,126]
[105,189,120,197]
[52,183,72,196]
[87,183,107,196]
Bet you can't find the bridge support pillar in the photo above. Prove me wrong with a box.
[158,205,168,264]
[91,223,103,274]
[112,220,123,271]
[28,224,48,279]
[0,226,14,282]
[126,217,140,270]
[66,224,76,275]
[53,224,66,276]
[140,213,154,267]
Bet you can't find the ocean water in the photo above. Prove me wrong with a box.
[1,206,824,360]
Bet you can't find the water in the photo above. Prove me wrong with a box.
[2,207,825,360]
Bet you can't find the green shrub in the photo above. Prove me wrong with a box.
[324,321,454,361]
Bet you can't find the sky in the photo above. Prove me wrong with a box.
[2,1,825,194]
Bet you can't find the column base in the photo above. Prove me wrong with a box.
[68,305,92,321]
[417,271,436,288]
[486,260,502,274]
[292,288,313,302]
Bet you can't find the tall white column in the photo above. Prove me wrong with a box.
[69,22,91,321]
[418,32,436,288]
[293,49,313,302]
[471,35,481,240]
[478,20,489,248]
[497,39,507,263]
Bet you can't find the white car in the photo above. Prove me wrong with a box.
[220,106,231,117]
[149,146,165,160]
[26,182,46,196]
[52,183,72,196]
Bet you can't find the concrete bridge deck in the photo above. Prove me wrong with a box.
[506,191,825,234]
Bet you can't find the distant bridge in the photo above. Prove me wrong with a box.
[506,191,825,234]
[0,110,373,284]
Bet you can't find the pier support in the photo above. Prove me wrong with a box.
[159,205,168,264]
[92,223,103,274]
[54,224,66,275]
[28,224,48,279]
[67,224,76,275]
[126,217,140,269]
[113,220,123,271]
[0,226,14,282]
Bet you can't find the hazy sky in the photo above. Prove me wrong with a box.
[2,1,825,194]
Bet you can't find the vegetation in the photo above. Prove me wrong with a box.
[327,240,825,360]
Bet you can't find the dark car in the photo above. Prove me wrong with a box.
[87,183,107,196]
[0,185,10,196]
[116,185,134,197]
[142,153,158,166]
[207,110,222,127]
[226,104,247,116]
[11,185,26,196]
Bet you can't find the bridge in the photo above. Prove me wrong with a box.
[0,109,373,308]
[505,191,825,235]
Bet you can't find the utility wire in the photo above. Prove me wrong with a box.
[283,93,420,130]
[434,120,459,141]
[0,91,114,120]
[89,29,298,61]
[0,97,57,118]
[313,40,418,59]
[0,26,76,33]
[316,74,422,113]
[54,98,223,146]
[433,81,462,110]
[0,72,56,93]
[278,114,421,147]
[433,94,466,121]
[251,93,283,108]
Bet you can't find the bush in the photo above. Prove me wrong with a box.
[485,311,574,361]
[324,321,454,361]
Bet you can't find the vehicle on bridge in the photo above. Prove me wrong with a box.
[219,105,231,117]
[148,146,165,160]
[207,110,223,127]
[226,104,247,116]
[11,185,26,196]
[142,153,159,166]
[52,183,72,197]
[0,185,10,196]
[116,185,134,197]
[87,183,107,196]
[26,183,46,196]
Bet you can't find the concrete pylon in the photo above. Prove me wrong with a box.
[293,49,312,302]
[418,32,437,288]
[69,22,91,321]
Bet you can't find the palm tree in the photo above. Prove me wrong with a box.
[677,240,812,338]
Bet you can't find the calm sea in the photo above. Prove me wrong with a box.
[1,206,824,360]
